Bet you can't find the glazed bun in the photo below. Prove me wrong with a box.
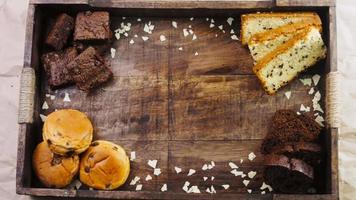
[43,109,93,155]
[32,141,79,188]
[79,140,130,190]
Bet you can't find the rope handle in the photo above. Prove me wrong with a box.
[18,67,36,124]
[326,71,340,128]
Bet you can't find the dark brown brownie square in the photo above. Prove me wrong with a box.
[45,13,74,50]
[67,46,113,91]
[73,11,112,41]
[41,47,78,88]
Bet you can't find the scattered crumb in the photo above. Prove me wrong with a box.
[42,101,49,110]
[45,94,50,97]
[222,184,230,190]
[148,160,157,168]
[285,91,291,99]
[248,152,256,161]
[243,180,250,186]
[187,169,196,176]
[89,187,93,190]
[63,92,71,102]
[178,47,183,51]
[211,176,215,181]
[115,32,120,40]
[211,19,215,23]
[248,171,257,179]
[192,34,197,40]
[309,87,315,95]
[211,161,215,167]
[231,169,244,177]
[122,17,126,20]
[209,23,215,28]
[160,35,166,42]
[110,48,116,58]
[315,115,325,127]
[134,34,138,38]
[247,189,252,193]
[261,191,266,194]
[188,185,201,193]
[137,18,141,22]
[206,18,209,21]
[231,35,239,40]
[215,34,218,37]
[230,29,235,34]
[183,29,189,37]
[203,177,208,181]
[240,159,244,163]
[143,22,155,34]
[229,162,238,169]
[161,183,167,192]
[195,52,199,56]
[260,182,273,192]
[202,164,208,171]
[172,21,177,28]
[299,78,312,86]
[130,151,136,161]
[129,39,135,44]
[130,176,140,185]
[50,95,55,100]
[188,29,193,34]
[145,174,152,181]
[154,168,161,176]
[218,25,223,30]
[135,184,142,191]
[312,74,321,86]
[175,166,182,174]
[73,179,82,190]
[142,36,149,41]
[300,104,311,112]
[227,17,234,26]
[190,17,194,21]
[206,187,211,193]
[297,111,301,115]
[182,181,190,192]
[207,164,213,170]
[210,185,216,194]
[124,32,128,37]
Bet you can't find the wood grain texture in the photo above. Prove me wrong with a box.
[276,0,335,7]
[16,3,337,199]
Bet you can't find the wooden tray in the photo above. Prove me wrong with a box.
[16,0,339,199]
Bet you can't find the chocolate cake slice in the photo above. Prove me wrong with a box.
[269,142,322,166]
[73,11,112,41]
[67,46,113,91]
[41,47,78,88]
[45,13,74,50]
[264,154,314,194]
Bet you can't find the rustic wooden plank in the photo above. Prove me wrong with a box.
[328,128,339,195]
[273,194,338,200]
[89,0,274,9]
[276,0,335,7]
[327,6,337,72]
[168,141,265,194]
[169,75,317,140]
[30,0,88,4]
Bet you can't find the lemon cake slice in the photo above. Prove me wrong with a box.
[253,26,327,95]
[241,12,321,45]
[248,22,321,63]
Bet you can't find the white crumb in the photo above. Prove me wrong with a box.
[190,17,194,21]
[130,151,136,161]
[209,23,215,28]
[240,159,244,163]
[312,74,321,86]
[211,161,215,167]
[206,187,211,193]
[215,34,218,37]
[260,182,273,192]
[115,32,120,40]
[210,185,216,193]
[45,94,50,97]
[206,18,209,21]
[63,92,71,102]
[135,184,142,191]
[261,191,266,194]
[122,17,126,20]
[142,36,149,41]
[218,25,223,30]
[207,164,213,170]
[42,101,49,110]
[211,19,215,23]
[110,48,116,58]
[134,34,138,38]
[194,52,199,56]
[172,21,177,28]
[50,95,55,100]
[300,104,311,112]
[229,162,238,169]
[154,168,161,176]
[188,185,201,193]
[309,87,315,95]
[211,176,215,181]
[227,17,234,25]
[222,184,230,190]
[300,78,312,86]
[285,91,291,99]
[160,35,166,42]
[182,181,190,192]
[175,166,182,174]
[145,174,152,181]
[130,176,140,185]
[137,18,141,22]
[248,171,257,179]
[231,35,239,40]
[313,102,324,113]
[161,184,167,192]
[187,169,196,176]
[231,169,244,177]
[243,180,250,186]
[192,34,197,40]
[203,177,208,181]
[124,32,128,37]
[188,29,193,34]
[247,189,252,193]
[148,160,157,168]
[315,115,325,127]
[202,164,208,171]
[183,29,189,37]
[178,47,183,51]
[248,152,256,161]
[129,39,135,44]
[297,111,301,115]
[230,29,235,34]
[40,114,47,122]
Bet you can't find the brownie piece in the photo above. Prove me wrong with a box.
[67,46,113,91]
[269,142,322,166]
[297,114,322,136]
[264,154,314,194]
[73,11,112,41]
[45,13,74,50]
[271,109,299,129]
[41,47,78,88]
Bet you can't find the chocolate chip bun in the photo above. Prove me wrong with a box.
[32,141,79,188]
[79,140,130,190]
[43,109,93,155]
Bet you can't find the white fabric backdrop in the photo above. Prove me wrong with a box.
[0,0,355,199]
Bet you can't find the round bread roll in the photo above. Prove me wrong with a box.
[32,141,79,188]
[43,109,93,155]
[79,140,130,190]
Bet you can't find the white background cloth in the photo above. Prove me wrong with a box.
[0,0,355,199]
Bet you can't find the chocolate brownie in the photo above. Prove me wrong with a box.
[264,154,314,194]
[67,46,113,91]
[271,109,299,129]
[73,11,112,41]
[297,114,322,136]
[41,47,78,88]
[45,13,74,50]
[269,142,322,166]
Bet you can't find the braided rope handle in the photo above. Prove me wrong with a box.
[18,67,36,124]
[326,71,340,128]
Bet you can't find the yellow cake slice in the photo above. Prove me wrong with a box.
[253,26,327,95]
[241,12,322,45]
[248,22,322,63]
